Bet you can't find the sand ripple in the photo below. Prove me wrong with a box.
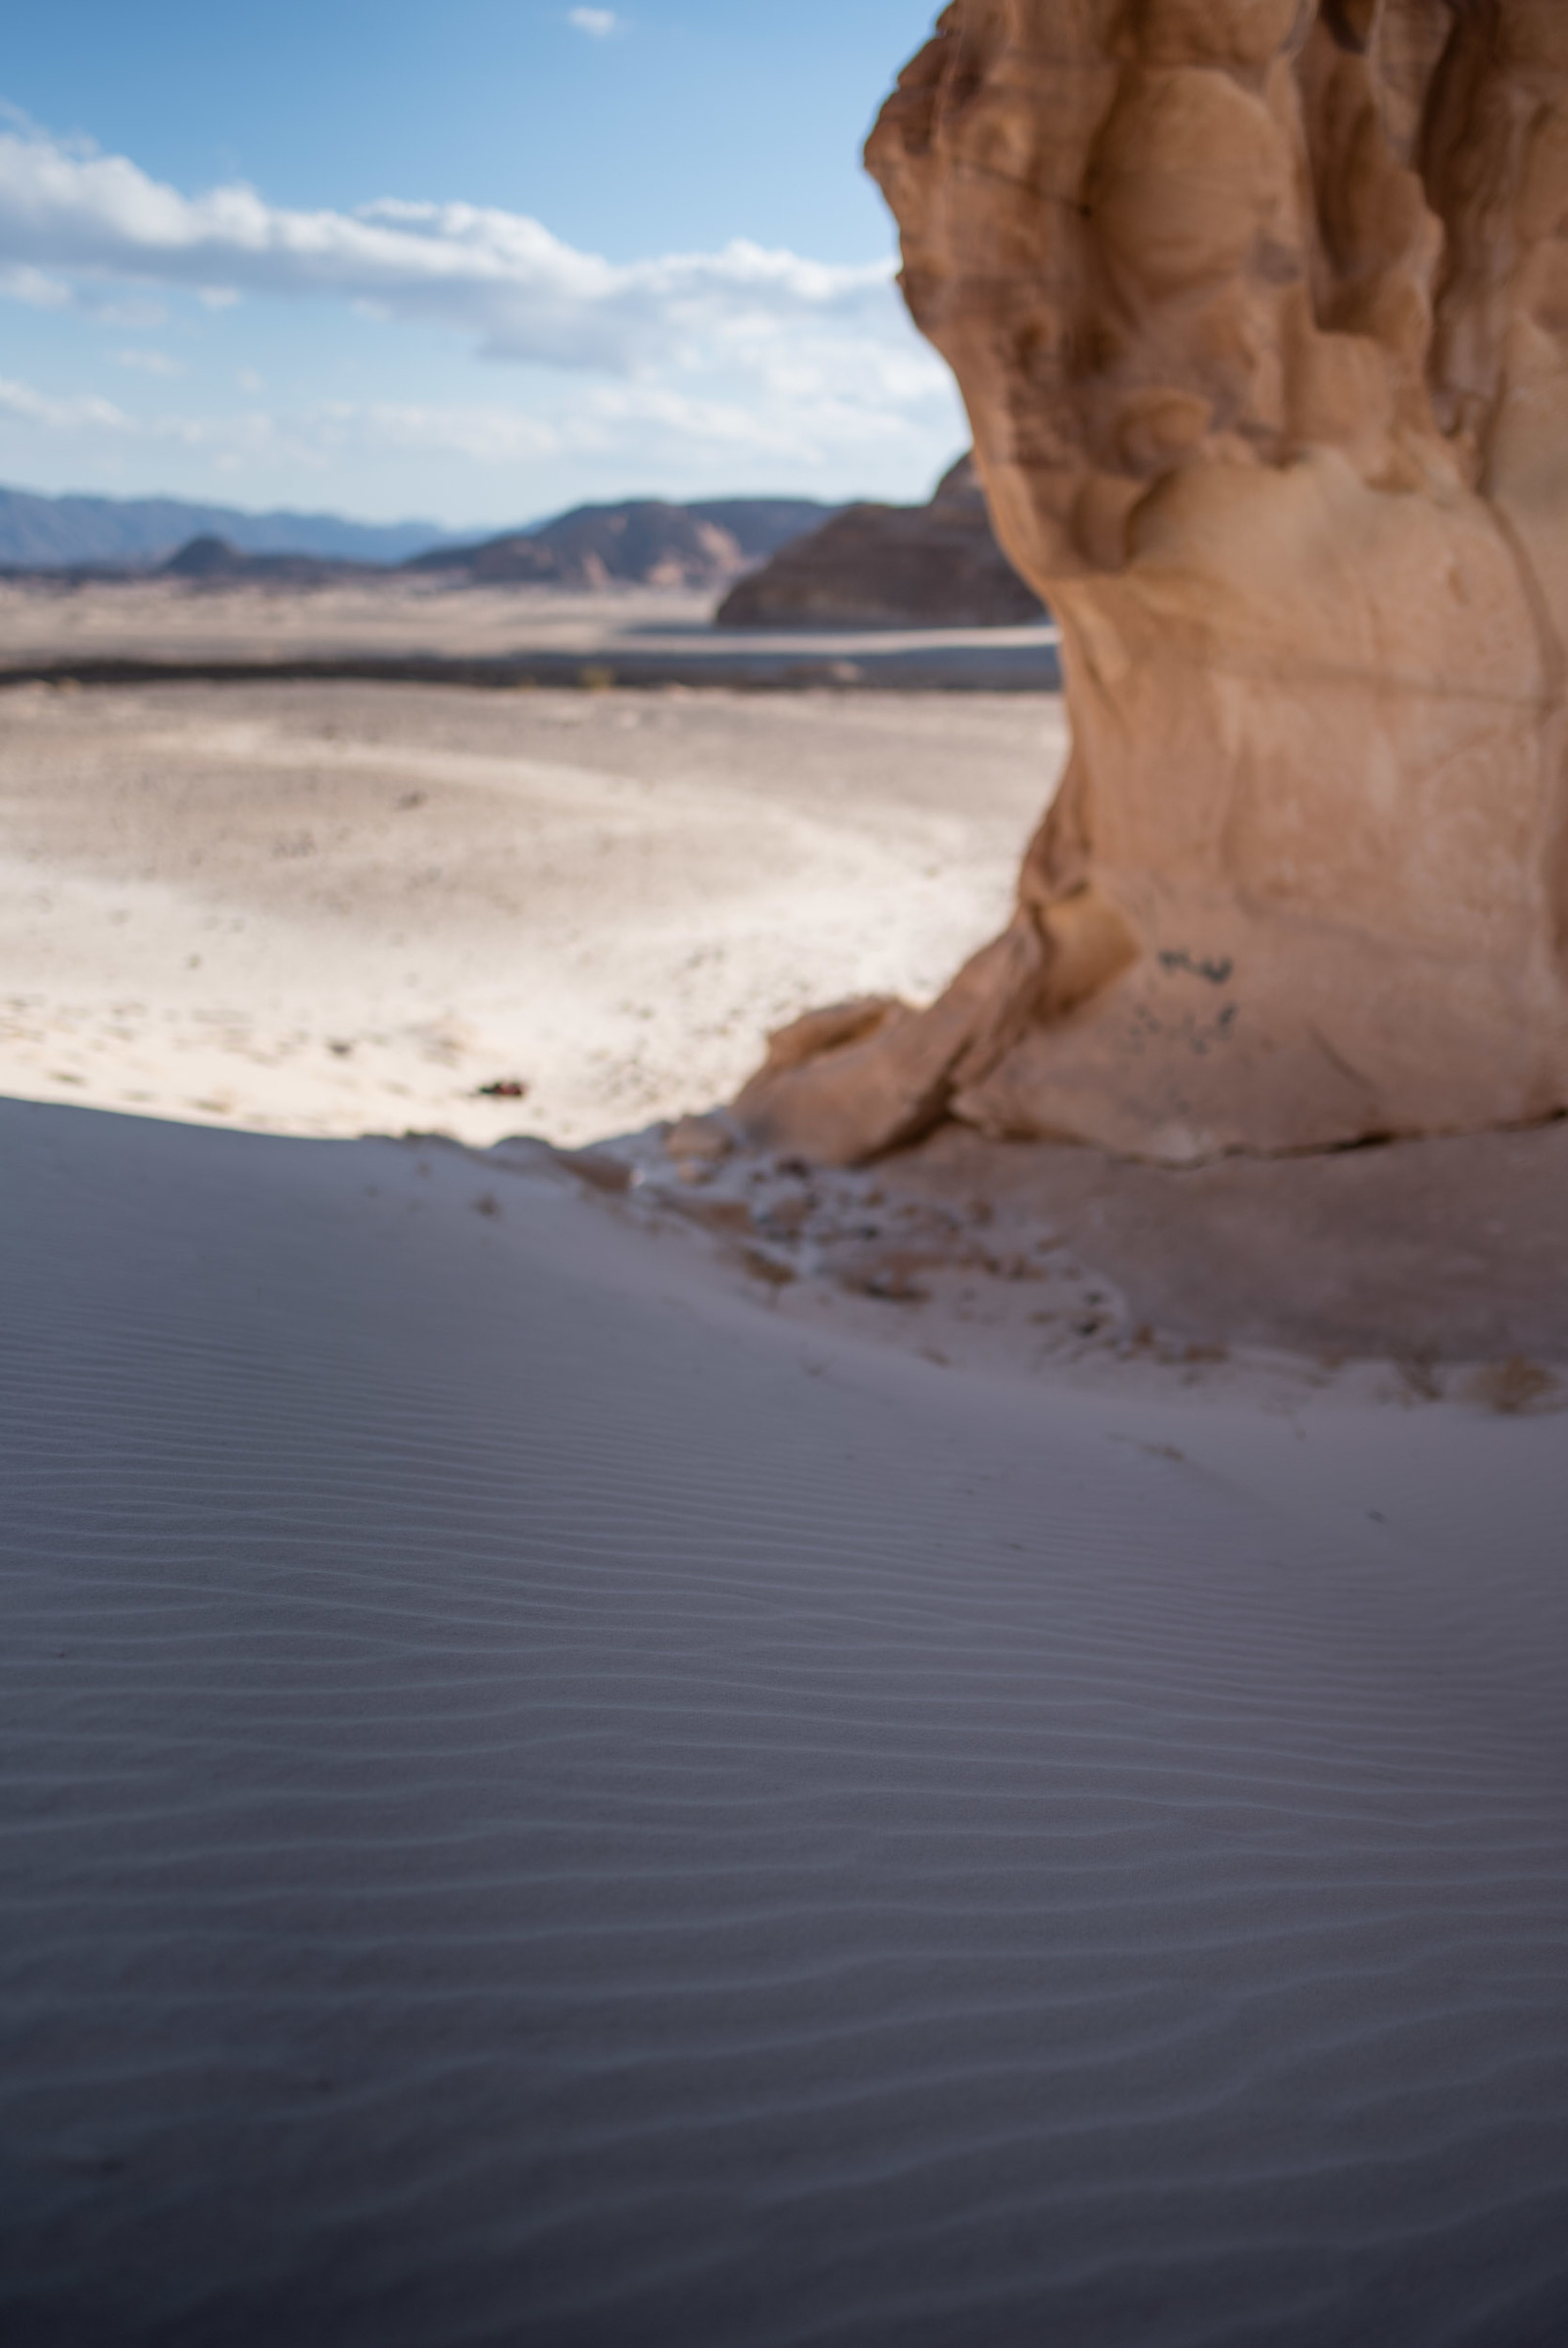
[2,1101,1565,2346]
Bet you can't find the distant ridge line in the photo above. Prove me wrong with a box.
[0,484,456,569]
[0,483,858,575]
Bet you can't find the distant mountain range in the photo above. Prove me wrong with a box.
[0,485,455,569]
[0,484,843,580]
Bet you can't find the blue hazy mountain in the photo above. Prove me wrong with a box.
[0,483,841,577]
[0,485,456,570]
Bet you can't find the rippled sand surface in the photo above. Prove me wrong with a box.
[4,1098,1565,2347]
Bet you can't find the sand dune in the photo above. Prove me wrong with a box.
[4,670,1565,2341]
[4,1097,1565,2346]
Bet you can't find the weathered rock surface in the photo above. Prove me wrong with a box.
[735,1,1568,1166]
[715,456,1044,627]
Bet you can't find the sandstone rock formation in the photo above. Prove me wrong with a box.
[715,455,1044,627]
[735,0,1568,1166]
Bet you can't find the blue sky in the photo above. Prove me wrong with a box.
[0,3,966,527]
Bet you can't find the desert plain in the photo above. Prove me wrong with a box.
[2,624,1566,2348]
[0,661,1051,1149]
[2,643,1564,1373]
[9,0,1568,2331]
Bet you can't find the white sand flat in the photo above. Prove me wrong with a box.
[0,580,1061,690]
[3,1096,1565,2347]
[0,680,1058,1150]
[0,581,730,666]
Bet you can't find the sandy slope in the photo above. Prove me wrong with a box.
[0,679,1056,1147]
[3,665,1565,2340]
[3,1097,1566,2348]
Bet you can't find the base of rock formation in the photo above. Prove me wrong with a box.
[735,442,1568,1169]
[530,1099,1568,1386]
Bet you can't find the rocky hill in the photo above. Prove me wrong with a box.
[715,458,1043,628]
[152,536,377,588]
[0,485,843,586]
[408,497,839,590]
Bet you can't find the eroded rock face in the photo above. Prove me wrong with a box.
[735,1,1568,1165]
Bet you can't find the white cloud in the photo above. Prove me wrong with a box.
[0,260,71,308]
[93,295,170,328]
[304,398,558,463]
[0,123,898,375]
[0,264,169,329]
[0,116,968,508]
[114,347,183,376]
[0,375,134,432]
[0,363,961,497]
[567,8,619,36]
